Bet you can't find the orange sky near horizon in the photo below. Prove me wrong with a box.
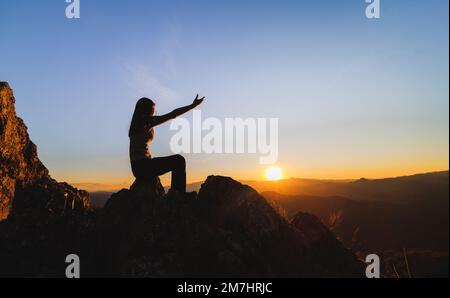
[59,162,449,192]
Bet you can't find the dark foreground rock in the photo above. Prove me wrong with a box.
[0,82,91,277]
[97,176,364,277]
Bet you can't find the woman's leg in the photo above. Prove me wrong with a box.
[146,155,186,193]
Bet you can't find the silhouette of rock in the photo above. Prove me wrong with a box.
[0,82,89,220]
[98,175,364,277]
[0,82,92,277]
[291,212,364,275]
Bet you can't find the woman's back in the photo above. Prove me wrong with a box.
[129,128,153,162]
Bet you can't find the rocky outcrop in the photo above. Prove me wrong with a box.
[0,82,92,277]
[291,212,364,275]
[0,82,89,220]
[98,176,364,277]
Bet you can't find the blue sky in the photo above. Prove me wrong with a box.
[1,0,448,189]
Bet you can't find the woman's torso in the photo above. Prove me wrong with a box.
[129,128,154,162]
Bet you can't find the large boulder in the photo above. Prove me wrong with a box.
[292,212,364,276]
[98,175,364,277]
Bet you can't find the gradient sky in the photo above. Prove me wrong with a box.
[1,0,448,190]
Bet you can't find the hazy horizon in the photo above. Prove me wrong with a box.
[76,169,449,192]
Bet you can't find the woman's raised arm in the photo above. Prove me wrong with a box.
[149,94,205,127]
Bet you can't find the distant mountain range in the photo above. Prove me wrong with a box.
[258,171,449,277]
[245,171,449,203]
[90,171,449,208]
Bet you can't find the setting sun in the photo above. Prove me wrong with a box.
[266,167,283,181]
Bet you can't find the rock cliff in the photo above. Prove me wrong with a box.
[0,82,89,220]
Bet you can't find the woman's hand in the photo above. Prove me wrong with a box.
[152,95,206,127]
[192,94,205,107]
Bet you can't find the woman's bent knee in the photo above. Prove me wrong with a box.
[174,154,186,166]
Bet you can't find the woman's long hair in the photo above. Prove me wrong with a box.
[129,97,155,137]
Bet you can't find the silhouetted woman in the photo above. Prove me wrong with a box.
[129,95,205,193]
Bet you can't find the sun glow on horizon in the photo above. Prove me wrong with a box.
[265,167,283,181]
